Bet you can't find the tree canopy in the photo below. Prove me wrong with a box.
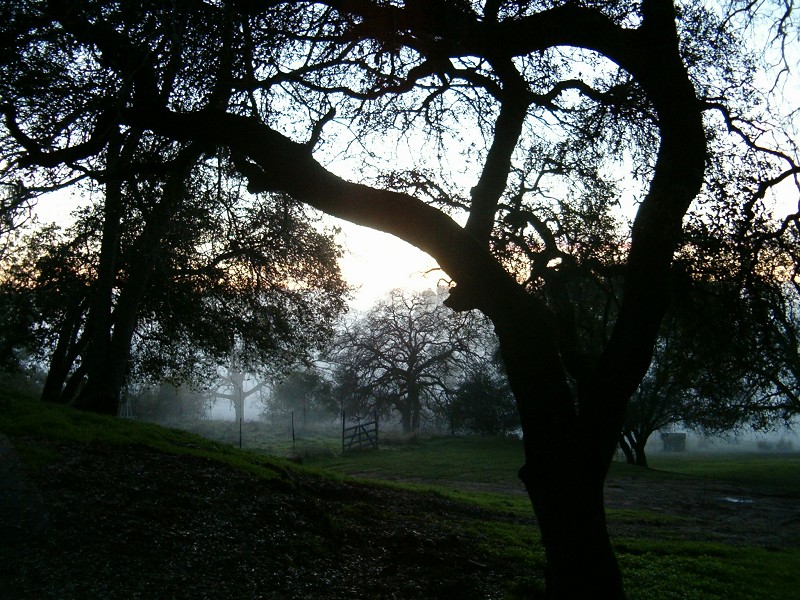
[2,1,798,597]
[330,287,489,433]
[0,185,348,404]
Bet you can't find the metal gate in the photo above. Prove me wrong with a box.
[342,412,378,453]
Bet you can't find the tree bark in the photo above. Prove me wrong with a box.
[410,383,421,433]
[494,298,628,598]
[73,133,125,414]
[59,362,88,407]
[41,301,88,404]
[618,436,635,466]
[75,146,198,415]
[620,431,650,467]
[399,404,411,434]
[519,460,624,598]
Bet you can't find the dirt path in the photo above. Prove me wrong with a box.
[363,469,800,549]
[604,473,800,548]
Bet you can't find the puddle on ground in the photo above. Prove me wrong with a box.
[721,496,755,504]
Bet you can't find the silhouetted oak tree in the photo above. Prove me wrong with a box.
[0,176,348,413]
[331,288,485,432]
[2,1,798,597]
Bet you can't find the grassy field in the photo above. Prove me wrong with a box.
[648,452,800,496]
[3,393,799,599]
[305,437,800,599]
[185,417,800,496]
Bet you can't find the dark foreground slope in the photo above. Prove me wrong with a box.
[0,396,524,600]
[3,393,800,599]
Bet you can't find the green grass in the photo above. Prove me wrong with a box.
[3,391,799,599]
[307,434,525,484]
[648,453,800,496]
[618,540,800,600]
[446,514,800,600]
[0,391,291,481]
[305,429,800,599]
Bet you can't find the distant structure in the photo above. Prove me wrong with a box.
[661,432,687,452]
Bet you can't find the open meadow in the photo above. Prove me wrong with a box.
[2,394,799,599]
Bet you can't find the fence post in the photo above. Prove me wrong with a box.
[341,410,345,455]
[291,411,296,455]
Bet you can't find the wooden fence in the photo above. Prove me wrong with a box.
[342,411,378,453]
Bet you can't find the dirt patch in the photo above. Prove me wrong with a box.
[604,472,800,548]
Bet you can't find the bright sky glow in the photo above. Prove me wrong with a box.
[332,219,444,311]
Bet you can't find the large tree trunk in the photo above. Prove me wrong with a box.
[519,458,623,598]
[74,147,196,415]
[72,129,127,415]
[41,301,88,404]
[229,371,245,423]
[399,402,412,434]
[491,295,630,598]
[409,382,421,433]
[518,406,626,597]
[74,264,145,414]
[76,242,163,413]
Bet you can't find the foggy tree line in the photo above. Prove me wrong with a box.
[1,1,799,596]
[268,287,518,436]
[269,279,798,460]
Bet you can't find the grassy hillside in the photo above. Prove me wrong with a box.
[2,392,799,599]
[0,391,291,479]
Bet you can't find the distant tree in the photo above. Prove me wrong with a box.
[265,366,338,426]
[619,342,748,467]
[331,288,486,433]
[619,272,766,466]
[449,365,518,436]
[212,357,268,426]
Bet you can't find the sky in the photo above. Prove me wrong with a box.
[33,167,798,314]
[332,219,443,311]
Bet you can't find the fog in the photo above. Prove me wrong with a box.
[208,395,263,421]
[644,422,799,455]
